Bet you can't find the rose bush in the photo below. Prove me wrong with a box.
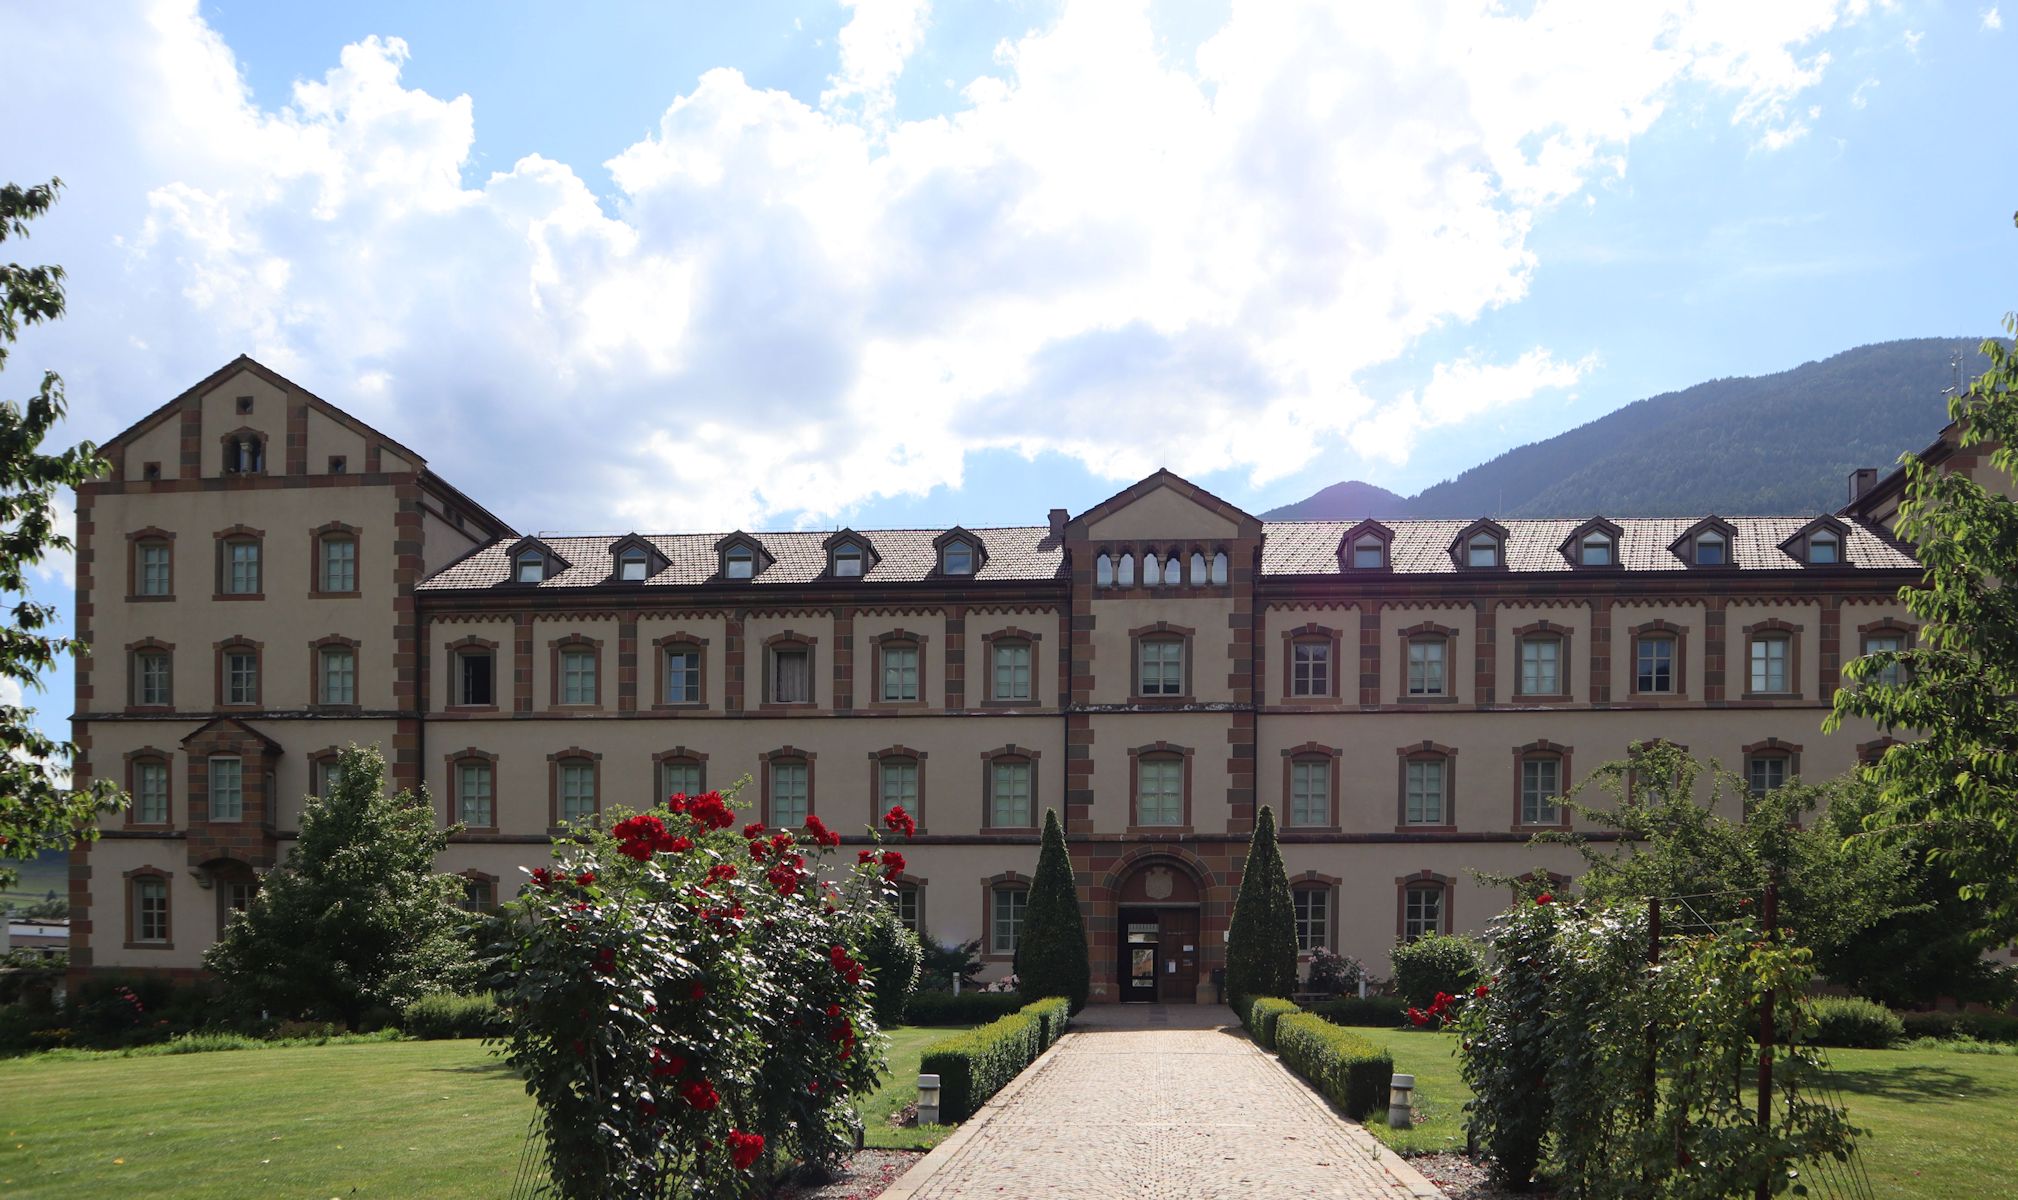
[491,788,913,1199]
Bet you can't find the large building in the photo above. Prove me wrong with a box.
[72,358,1935,1002]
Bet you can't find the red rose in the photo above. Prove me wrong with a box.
[857,849,876,864]
[681,1078,721,1110]
[530,867,555,890]
[883,806,917,838]
[649,1049,687,1078]
[880,849,907,879]
[668,835,694,853]
[689,981,707,1002]
[728,1130,765,1171]
[804,813,842,848]
[743,822,766,839]
[576,871,596,887]
[638,1099,658,1118]
[1407,1007,1428,1027]
[594,947,617,975]
[1474,984,1489,998]
[706,863,739,884]
[1535,892,1553,905]
[825,1003,841,1017]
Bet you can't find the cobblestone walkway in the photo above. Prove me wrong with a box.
[883,1004,1443,1200]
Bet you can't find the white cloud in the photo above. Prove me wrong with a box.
[4,0,1869,531]
[1984,8,2004,32]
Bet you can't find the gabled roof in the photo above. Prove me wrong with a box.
[1449,518,1510,567]
[1559,517,1625,567]
[1668,516,1739,564]
[822,528,882,574]
[1065,468,1263,538]
[712,531,776,576]
[104,355,430,469]
[505,535,572,570]
[179,716,283,753]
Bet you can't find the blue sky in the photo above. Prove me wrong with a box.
[3,1,2016,741]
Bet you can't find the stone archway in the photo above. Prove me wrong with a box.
[1102,850,1213,1004]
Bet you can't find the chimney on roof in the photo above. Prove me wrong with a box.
[1048,508,1068,538]
[1848,467,1879,505]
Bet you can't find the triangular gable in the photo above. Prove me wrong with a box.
[1449,518,1510,568]
[1669,516,1738,566]
[1338,519,1393,569]
[608,533,668,579]
[1778,515,1852,566]
[822,528,882,574]
[179,716,284,754]
[103,355,430,469]
[1559,517,1624,568]
[1066,469,1262,541]
[505,535,572,571]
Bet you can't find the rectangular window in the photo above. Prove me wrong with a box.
[1862,634,1904,688]
[135,877,169,943]
[135,652,171,706]
[458,652,494,706]
[772,648,811,704]
[225,651,259,706]
[321,537,356,593]
[1289,758,1329,827]
[225,540,260,594]
[1404,886,1443,941]
[135,761,169,824]
[1748,756,1788,795]
[561,648,597,705]
[991,886,1028,955]
[892,885,920,932]
[1750,636,1790,694]
[138,543,171,596]
[880,759,919,823]
[991,642,1032,702]
[458,762,494,826]
[558,762,597,823]
[1291,640,1331,697]
[1520,637,1561,696]
[1293,888,1329,952]
[664,648,701,704]
[660,760,703,804]
[1636,637,1675,694]
[1138,639,1183,696]
[227,881,258,915]
[1520,758,1562,826]
[989,760,1032,828]
[320,647,355,705]
[1407,639,1446,696]
[769,761,809,828]
[314,758,342,800]
[1405,759,1446,825]
[461,877,496,913]
[1135,758,1184,826]
[208,757,244,822]
[880,645,920,702]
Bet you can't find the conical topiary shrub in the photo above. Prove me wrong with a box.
[1225,804,1299,1018]
[1015,808,1091,1012]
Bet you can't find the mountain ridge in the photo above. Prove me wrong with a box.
[1262,338,1984,522]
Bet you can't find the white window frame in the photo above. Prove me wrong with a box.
[1135,757,1184,826]
[1407,638,1446,697]
[321,535,357,592]
[1405,758,1445,825]
[989,759,1032,828]
[1519,636,1561,696]
[1289,757,1329,827]
[991,886,1028,955]
[1520,758,1562,826]
[560,648,597,706]
[457,761,494,826]
[136,760,169,824]
[1138,638,1184,697]
[558,761,597,823]
[769,760,809,827]
[208,756,244,822]
[991,640,1032,702]
[879,643,920,703]
[1750,635,1790,694]
[138,542,171,596]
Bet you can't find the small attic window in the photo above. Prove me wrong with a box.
[328,455,347,474]
[1807,529,1840,565]
[516,551,546,584]
[725,545,755,580]
[1579,531,1613,567]
[236,396,254,414]
[1466,532,1500,569]
[618,547,649,581]
[833,542,865,578]
[1352,534,1385,569]
[143,461,162,481]
[1694,530,1727,567]
[942,540,975,576]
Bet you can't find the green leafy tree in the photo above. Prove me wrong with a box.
[1014,808,1090,1012]
[1827,306,2018,939]
[858,901,923,1026]
[205,745,470,1025]
[1225,804,1297,1013]
[1388,932,1483,1009]
[0,178,124,889]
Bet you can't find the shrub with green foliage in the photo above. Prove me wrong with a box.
[1898,1010,2018,1043]
[1312,995,1407,1029]
[1793,997,1903,1048]
[918,1009,1043,1123]
[1388,932,1482,1008]
[1016,810,1090,1012]
[1225,805,1298,1015]
[903,991,1026,1026]
[859,903,923,1027]
[1023,996,1070,1050]
[1246,997,1299,1049]
[1273,1013,1393,1119]
[401,992,505,1040]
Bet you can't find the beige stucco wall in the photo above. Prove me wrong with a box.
[198,373,289,477]
[1727,600,1823,699]
[854,610,948,709]
[305,407,367,473]
[1607,600,1708,699]
[1082,486,1240,542]
[1087,594,1237,705]
[636,613,732,709]
[1496,601,1594,704]
[743,611,838,709]
[962,607,1063,707]
[121,417,180,481]
[1378,603,1476,705]
[531,613,622,711]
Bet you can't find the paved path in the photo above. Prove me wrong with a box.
[883,1004,1444,1200]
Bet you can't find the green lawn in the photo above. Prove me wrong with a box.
[0,1025,971,1198]
[1346,1025,2018,1200]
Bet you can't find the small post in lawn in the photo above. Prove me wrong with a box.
[1755,880,1778,1200]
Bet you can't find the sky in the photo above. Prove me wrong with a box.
[2,0,2016,738]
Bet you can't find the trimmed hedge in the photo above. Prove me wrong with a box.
[1247,997,1300,1049]
[1312,995,1407,1029]
[1274,1013,1394,1119]
[401,991,506,1040]
[1804,997,1904,1048]
[904,990,1026,1026]
[918,999,1071,1123]
[1898,1010,2018,1044]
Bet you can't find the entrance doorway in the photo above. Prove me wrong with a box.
[1117,906,1200,1002]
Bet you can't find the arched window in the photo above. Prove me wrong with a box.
[1401,880,1448,941]
[1189,551,1207,584]
[1117,553,1135,587]
[1096,553,1114,587]
[1163,554,1182,586]
[1142,552,1161,587]
[1210,551,1228,584]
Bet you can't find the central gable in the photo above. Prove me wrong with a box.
[1070,469,1260,543]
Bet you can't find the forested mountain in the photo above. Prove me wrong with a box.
[1263,338,1985,521]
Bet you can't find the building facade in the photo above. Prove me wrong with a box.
[72,358,1932,1001]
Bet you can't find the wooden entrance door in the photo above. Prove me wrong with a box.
[1155,908,1200,1003]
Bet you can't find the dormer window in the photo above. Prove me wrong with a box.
[943,541,974,575]
[1808,531,1839,564]
[1467,533,1499,568]
[1353,535,1385,568]
[618,548,648,581]
[726,546,754,579]
[504,537,569,586]
[1694,530,1726,566]
[1340,521,1393,572]
[517,552,545,584]
[834,543,864,577]
[821,529,878,579]
[1579,532,1612,566]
